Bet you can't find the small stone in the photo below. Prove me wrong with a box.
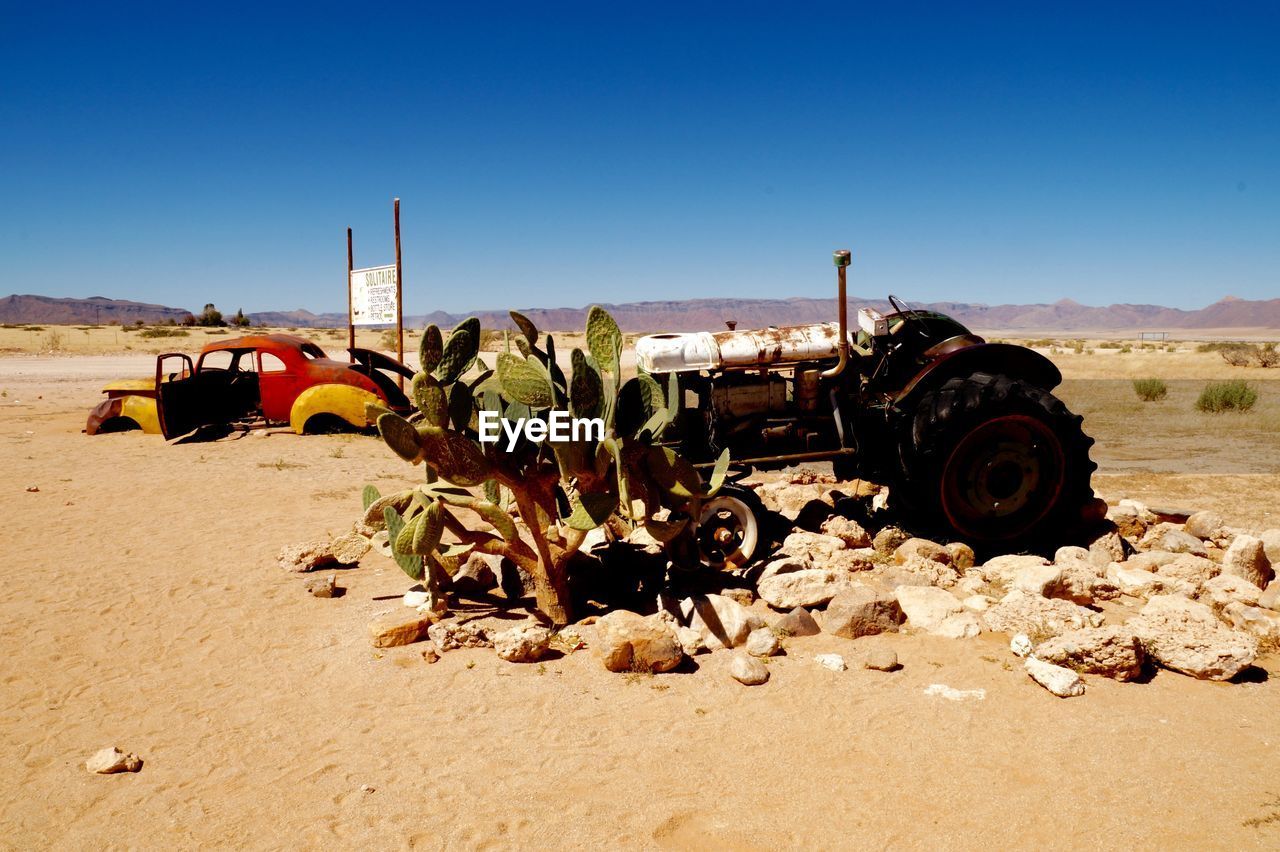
[86,747,142,774]
[361,785,376,794]
[946,542,976,571]
[814,653,846,672]
[1024,656,1086,697]
[676,626,706,656]
[1220,534,1273,589]
[719,587,755,607]
[1010,634,1033,657]
[963,594,993,612]
[1088,529,1128,565]
[369,611,438,647]
[757,568,855,610]
[820,515,872,548]
[1013,563,1065,597]
[1184,511,1225,540]
[659,593,766,650]
[492,624,552,663]
[330,532,371,565]
[594,610,684,673]
[453,552,500,593]
[25,485,39,493]
[403,590,430,608]
[1130,594,1257,681]
[1034,625,1145,681]
[745,627,781,657]
[771,606,821,637]
[729,652,770,685]
[933,611,982,639]
[894,538,951,565]
[894,586,963,632]
[304,574,339,598]
[873,526,911,555]
[1261,529,1280,566]
[1201,574,1263,608]
[863,647,899,671]
[1259,580,1280,612]
[823,585,905,638]
[421,646,440,664]
[428,619,492,652]
[923,684,985,701]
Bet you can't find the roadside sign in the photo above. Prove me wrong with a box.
[349,264,399,326]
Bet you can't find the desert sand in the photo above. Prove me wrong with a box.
[2,345,1280,849]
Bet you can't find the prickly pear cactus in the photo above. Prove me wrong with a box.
[362,308,728,625]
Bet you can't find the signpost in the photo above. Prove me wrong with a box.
[346,198,405,388]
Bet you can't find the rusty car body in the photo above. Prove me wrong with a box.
[86,334,412,439]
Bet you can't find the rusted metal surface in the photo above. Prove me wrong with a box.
[709,322,843,368]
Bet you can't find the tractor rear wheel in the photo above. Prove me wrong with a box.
[895,372,1096,551]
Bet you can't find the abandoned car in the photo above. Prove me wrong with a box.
[86,334,412,439]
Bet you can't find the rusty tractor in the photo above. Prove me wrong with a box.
[636,250,1098,566]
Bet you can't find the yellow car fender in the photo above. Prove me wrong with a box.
[121,395,162,434]
[86,392,161,435]
[289,384,382,434]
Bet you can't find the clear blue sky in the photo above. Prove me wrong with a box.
[2,1,1277,314]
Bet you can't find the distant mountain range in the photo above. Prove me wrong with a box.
[3,292,1280,333]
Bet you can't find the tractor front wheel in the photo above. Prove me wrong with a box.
[895,373,1096,551]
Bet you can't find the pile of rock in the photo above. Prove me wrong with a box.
[333,475,1277,698]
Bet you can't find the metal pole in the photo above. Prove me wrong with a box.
[394,197,404,390]
[346,227,355,363]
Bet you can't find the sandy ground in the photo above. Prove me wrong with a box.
[2,351,1280,849]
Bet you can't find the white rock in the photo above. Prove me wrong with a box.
[729,652,770,685]
[1201,574,1263,608]
[675,626,705,656]
[1024,656,1086,697]
[1184,510,1225,540]
[745,627,782,657]
[982,589,1103,638]
[1129,594,1257,681]
[86,747,142,774]
[814,653,847,672]
[403,590,430,608]
[963,595,993,612]
[1261,529,1280,566]
[1034,625,1145,681]
[933,611,982,639]
[1013,563,1065,597]
[1221,602,1280,640]
[923,684,985,701]
[757,568,855,610]
[659,593,766,651]
[1106,563,1161,596]
[894,586,963,632]
[1221,534,1273,589]
[492,624,552,663]
[1010,634,1033,657]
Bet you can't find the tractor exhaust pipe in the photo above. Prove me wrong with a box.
[822,249,852,378]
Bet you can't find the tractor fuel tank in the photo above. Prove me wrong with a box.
[635,322,844,373]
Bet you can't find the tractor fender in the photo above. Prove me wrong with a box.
[893,341,1062,410]
[86,394,161,435]
[289,383,383,434]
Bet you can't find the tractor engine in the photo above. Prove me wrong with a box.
[634,323,850,466]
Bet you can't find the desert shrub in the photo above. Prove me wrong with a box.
[378,328,400,351]
[138,327,190,339]
[1219,343,1256,367]
[25,325,45,332]
[1120,344,1132,354]
[1097,341,1123,349]
[1195,380,1258,413]
[1028,338,1057,348]
[1132,378,1168,401]
[1255,342,1279,368]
